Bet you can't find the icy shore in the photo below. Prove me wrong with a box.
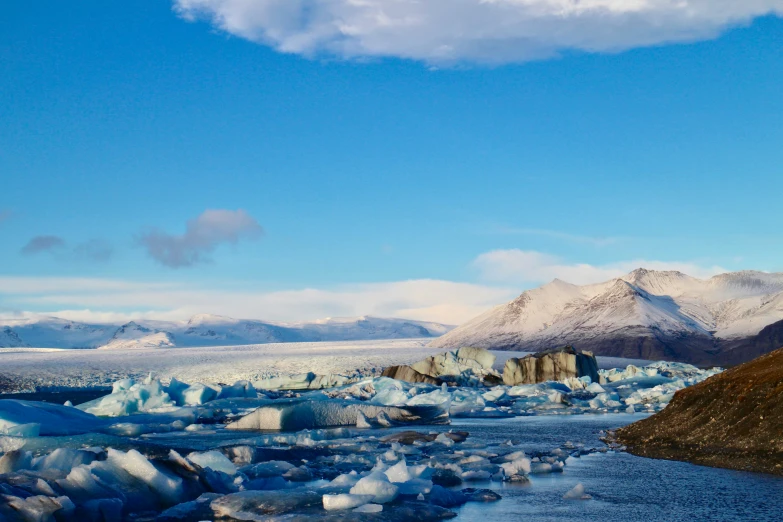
[0,345,721,520]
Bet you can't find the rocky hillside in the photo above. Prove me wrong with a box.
[616,346,783,475]
[431,269,783,365]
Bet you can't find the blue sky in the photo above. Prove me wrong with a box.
[1,1,782,324]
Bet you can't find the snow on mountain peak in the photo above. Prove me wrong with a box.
[431,268,783,364]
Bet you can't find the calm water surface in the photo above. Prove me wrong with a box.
[450,414,783,522]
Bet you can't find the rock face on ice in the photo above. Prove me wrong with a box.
[379,347,500,387]
[225,397,449,431]
[411,347,496,379]
[381,365,442,385]
[503,346,599,385]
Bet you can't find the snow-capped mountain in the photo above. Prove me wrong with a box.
[431,269,783,365]
[0,314,453,349]
[99,322,176,350]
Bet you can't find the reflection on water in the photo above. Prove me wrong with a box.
[450,414,783,521]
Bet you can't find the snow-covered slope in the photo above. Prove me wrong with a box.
[0,314,454,349]
[0,317,116,349]
[431,269,783,364]
[99,322,176,350]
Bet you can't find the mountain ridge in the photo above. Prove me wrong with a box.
[0,314,454,349]
[431,269,783,365]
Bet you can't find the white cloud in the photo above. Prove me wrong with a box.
[137,209,263,268]
[473,249,728,285]
[173,0,783,64]
[0,277,516,325]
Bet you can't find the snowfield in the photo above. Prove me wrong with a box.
[0,339,444,393]
[0,340,650,394]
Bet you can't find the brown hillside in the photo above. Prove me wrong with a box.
[616,346,783,475]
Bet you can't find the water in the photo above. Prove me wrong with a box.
[448,414,783,521]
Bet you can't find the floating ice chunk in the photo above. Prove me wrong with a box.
[587,382,606,393]
[167,378,220,406]
[0,436,27,455]
[461,470,491,481]
[371,388,411,406]
[187,450,237,475]
[1,422,40,438]
[3,495,75,521]
[384,460,412,483]
[397,478,433,496]
[211,490,322,518]
[500,457,531,476]
[226,397,448,431]
[563,482,592,500]
[107,448,184,505]
[246,460,296,478]
[0,400,105,436]
[330,471,360,487]
[350,472,399,503]
[481,388,507,402]
[406,389,451,407]
[254,372,353,391]
[217,380,258,399]
[78,378,177,416]
[0,449,33,473]
[158,493,221,522]
[322,493,375,511]
[353,503,383,513]
[434,433,455,446]
[32,448,99,472]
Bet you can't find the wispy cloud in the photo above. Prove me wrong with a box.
[20,236,66,256]
[0,277,516,325]
[174,0,783,64]
[138,209,263,268]
[20,236,113,262]
[473,249,728,286]
[486,225,621,247]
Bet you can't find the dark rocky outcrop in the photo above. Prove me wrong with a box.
[502,346,599,385]
[410,347,496,379]
[381,365,442,385]
[616,346,783,475]
[382,347,499,386]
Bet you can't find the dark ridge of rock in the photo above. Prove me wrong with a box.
[715,319,783,367]
[502,346,599,385]
[616,346,783,475]
[381,365,442,385]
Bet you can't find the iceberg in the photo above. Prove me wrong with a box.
[226,397,449,431]
[322,493,374,511]
[349,472,399,503]
[0,400,106,436]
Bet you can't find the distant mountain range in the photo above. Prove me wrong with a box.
[431,269,783,366]
[0,314,454,349]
